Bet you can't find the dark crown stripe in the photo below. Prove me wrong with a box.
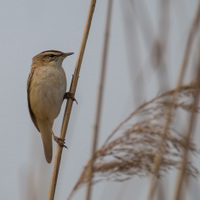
[40,50,64,54]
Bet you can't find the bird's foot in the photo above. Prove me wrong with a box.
[63,92,78,104]
[53,135,67,148]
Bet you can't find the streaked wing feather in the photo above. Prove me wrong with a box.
[27,68,40,132]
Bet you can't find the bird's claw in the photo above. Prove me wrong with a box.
[63,92,78,104]
[53,135,67,148]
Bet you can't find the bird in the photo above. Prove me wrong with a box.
[27,50,74,163]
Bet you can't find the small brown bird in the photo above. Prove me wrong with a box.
[27,50,74,163]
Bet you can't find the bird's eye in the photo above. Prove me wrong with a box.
[49,54,55,58]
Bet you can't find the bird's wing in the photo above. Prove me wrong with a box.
[27,68,40,132]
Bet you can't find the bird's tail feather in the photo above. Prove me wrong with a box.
[37,119,53,163]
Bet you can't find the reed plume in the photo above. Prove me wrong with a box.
[68,83,200,199]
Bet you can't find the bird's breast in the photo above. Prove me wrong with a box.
[30,66,67,120]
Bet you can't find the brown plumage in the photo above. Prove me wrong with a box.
[27,50,73,163]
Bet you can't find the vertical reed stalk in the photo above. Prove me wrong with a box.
[147,2,200,200]
[48,1,96,199]
[173,40,200,200]
[85,1,113,200]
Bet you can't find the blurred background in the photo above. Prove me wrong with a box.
[0,0,200,199]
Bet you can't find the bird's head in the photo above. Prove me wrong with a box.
[32,50,74,67]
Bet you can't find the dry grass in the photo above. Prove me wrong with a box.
[68,83,200,199]
[85,1,113,200]
[67,1,200,200]
[48,1,97,199]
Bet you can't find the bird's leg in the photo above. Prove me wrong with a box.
[63,92,78,104]
[52,132,67,148]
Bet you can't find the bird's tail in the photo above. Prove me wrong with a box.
[37,119,53,163]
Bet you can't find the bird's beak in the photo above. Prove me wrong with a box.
[63,52,74,58]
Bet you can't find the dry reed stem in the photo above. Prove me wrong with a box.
[173,36,200,200]
[147,3,200,199]
[48,1,96,199]
[85,1,113,200]
[68,84,200,199]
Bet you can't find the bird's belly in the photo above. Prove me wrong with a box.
[30,67,66,120]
